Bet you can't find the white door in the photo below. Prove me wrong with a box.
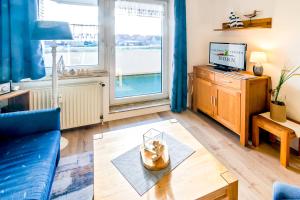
[110,0,169,105]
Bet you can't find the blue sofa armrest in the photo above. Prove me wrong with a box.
[273,182,300,200]
[0,108,60,138]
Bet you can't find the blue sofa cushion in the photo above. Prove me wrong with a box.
[273,181,300,200]
[0,108,60,139]
[0,130,60,200]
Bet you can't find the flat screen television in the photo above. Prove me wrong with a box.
[209,42,247,71]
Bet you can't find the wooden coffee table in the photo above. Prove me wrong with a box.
[93,120,238,200]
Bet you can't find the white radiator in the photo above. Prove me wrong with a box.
[30,82,104,130]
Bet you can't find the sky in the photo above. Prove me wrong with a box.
[43,0,162,36]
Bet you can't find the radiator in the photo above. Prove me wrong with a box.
[30,82,103,130]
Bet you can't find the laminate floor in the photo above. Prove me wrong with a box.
[61,110,300,199]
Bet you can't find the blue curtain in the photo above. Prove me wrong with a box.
[171,0,187,113]
[0,0,45,84]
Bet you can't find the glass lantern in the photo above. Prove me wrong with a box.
[143,128,165,153]
[141,128,170,169]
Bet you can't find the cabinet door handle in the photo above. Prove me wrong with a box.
[211,96,214,105]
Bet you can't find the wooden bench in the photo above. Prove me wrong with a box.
[252,113,300,167]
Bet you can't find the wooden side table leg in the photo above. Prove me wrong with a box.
[280,132,290,167]
[252,116,260,147]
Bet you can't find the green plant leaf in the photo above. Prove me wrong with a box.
[274,65,300,103]
[283,66,300,82]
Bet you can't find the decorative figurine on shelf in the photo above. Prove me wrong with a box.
[244,10,260,24]
[235,16,244,28]
[140,129,170,171]
[229,12,244,28]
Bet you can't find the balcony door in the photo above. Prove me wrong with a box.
[110,0,169,105]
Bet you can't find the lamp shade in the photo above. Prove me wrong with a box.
[32,21,73,40]
[250,52,267,64]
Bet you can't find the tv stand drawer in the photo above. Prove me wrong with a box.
[215,73,241,90]
[195,68,214,82]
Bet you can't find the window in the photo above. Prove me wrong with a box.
[39,0,169,105]
[39,0,103,75]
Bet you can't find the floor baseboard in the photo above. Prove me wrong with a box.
[105,104,170,122]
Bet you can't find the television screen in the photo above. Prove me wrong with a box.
[209,42,247,70]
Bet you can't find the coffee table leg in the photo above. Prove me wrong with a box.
[252,116,260,147]
[222,172,238,200]
[228,180,238,200]
[280,132,290,167]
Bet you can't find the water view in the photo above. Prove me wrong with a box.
[115,73,162,98]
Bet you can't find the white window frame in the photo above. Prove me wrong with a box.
[108,0,169,105]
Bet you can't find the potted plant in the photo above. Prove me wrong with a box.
[271,66,300,122]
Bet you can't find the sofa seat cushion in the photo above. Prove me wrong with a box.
[0,130,60,200]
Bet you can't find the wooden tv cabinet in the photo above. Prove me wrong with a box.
[193,65,271,146]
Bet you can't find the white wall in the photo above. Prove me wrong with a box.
[186,0,213,72]
[187,0,300,122]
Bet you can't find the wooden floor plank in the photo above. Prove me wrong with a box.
[61,110,300,199]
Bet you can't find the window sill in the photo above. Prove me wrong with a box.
[109,99,170,114]
[20,70,109,83]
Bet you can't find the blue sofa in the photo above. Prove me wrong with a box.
[273,182,300,200]
[0,108,61,200]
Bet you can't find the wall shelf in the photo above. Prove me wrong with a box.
[214,18,272,31]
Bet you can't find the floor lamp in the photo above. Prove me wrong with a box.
[32,21,73,108]
[32,21,73,150]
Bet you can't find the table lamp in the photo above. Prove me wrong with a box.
[250,51,267,76]
[32,21,73,108]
